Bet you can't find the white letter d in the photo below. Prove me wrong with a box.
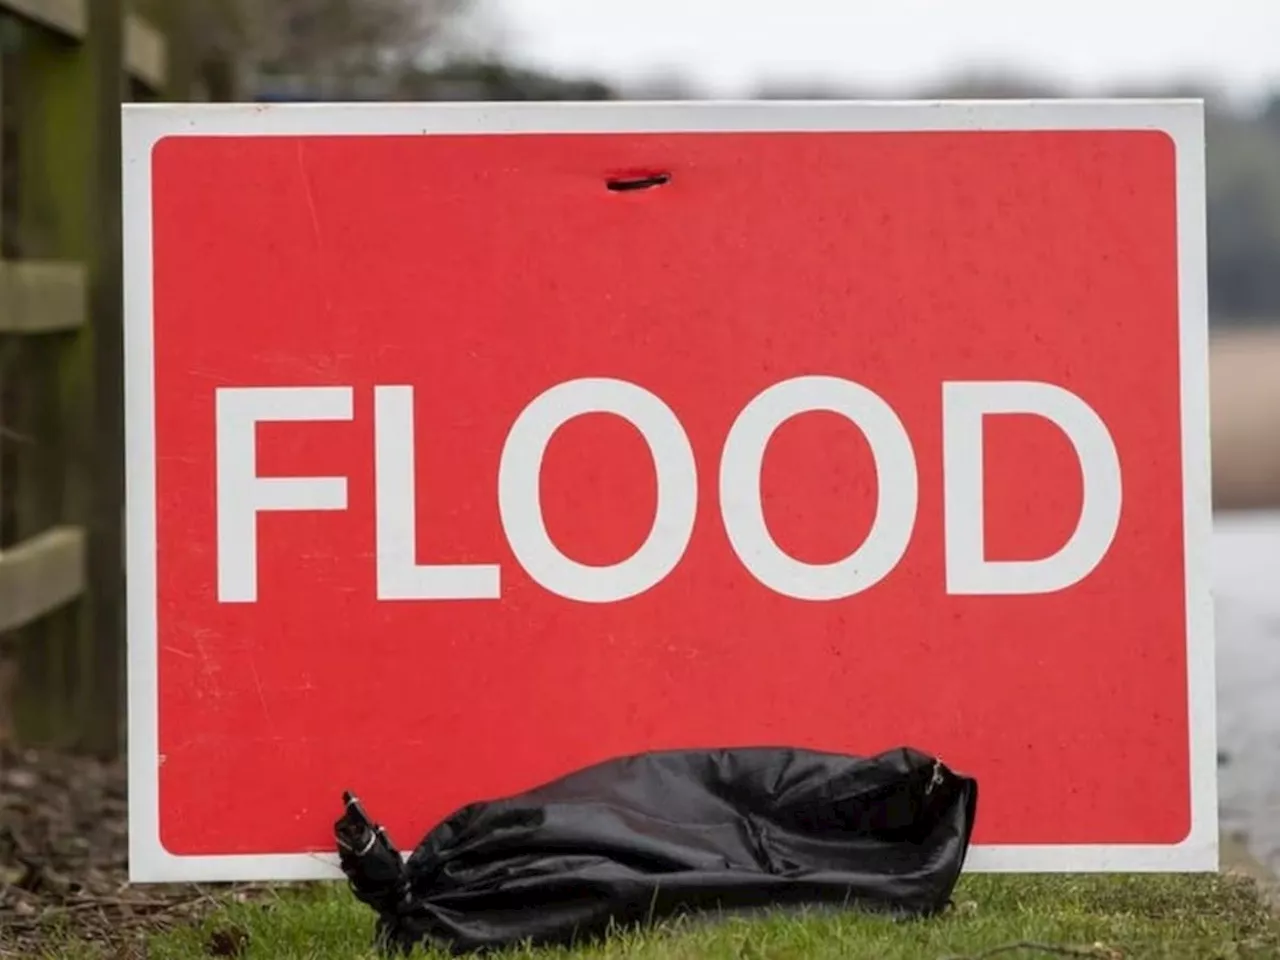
[943,381,1122,595]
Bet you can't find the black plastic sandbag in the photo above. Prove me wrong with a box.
[336,745,978,954]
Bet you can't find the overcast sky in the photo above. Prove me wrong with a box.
[485,1,1280,104]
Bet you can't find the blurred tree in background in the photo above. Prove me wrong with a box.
[250,0,468,98]
[150,0,464,99]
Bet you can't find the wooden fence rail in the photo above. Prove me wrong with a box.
[0,259,85,332]
[0,525,84,633]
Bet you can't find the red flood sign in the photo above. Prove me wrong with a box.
[123,101,1216,881]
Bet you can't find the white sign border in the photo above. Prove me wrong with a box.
[124,99,1216,882]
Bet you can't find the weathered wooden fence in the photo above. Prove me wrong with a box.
[0,0,169,754]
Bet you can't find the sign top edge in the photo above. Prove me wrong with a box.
[121,99,1204,140]
[122,97,1205,113]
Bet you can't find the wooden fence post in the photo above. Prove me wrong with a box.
[7,13,93,746]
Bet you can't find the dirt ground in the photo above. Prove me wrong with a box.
[0,745,266,958]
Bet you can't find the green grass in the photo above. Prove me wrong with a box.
[36,874,1280,960]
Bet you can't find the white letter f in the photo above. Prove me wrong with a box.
[215,386,353,603]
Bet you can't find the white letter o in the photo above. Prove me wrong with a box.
[719,376,918,600]
[498,378,697,603]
